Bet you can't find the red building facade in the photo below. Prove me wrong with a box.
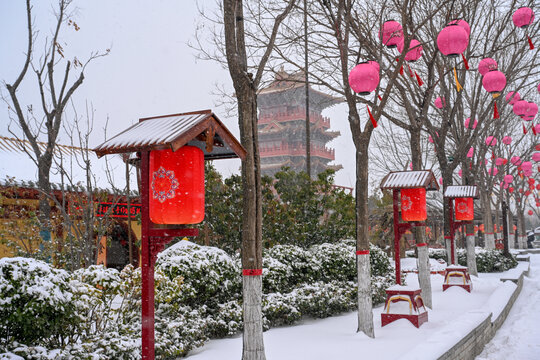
[257,70,341,177]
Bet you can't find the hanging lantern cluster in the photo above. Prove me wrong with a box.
[478,57,505,119]
[512,7,535,50]
[510,96,538,133]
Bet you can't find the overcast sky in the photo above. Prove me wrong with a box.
[0,0,358,188]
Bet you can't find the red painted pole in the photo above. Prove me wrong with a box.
[140,151,155,360]
[393,189,401,285]
[448,198,455,265]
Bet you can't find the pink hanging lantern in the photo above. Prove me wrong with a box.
[439,177,443,185]
[528,210,534,216]
[505,91,520,105]
[522,161,533,171]
[502,136,512,145]
[478,58,498,75]
[467,147,474,158]
[464,117,477,129]
[504,174,514,183]
[437,24,469,56]
[513,100,530,116]
[380,21,403,48]
[513,7,535,27]
[495,158,506,166]
[485,136,497,146]
[482,70,506,97]
[435,96,446,109]
[511,156,521,165]
[349,62,380,95]
[488,167,499,176]
[367,60,380,72]
[525,103,538,120]
[448,19,471,36]
[532,152,540,162]
[397,39,423,62]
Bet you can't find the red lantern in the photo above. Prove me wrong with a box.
[437,24,469,56]
[502,136,512,145]
[482,70,506,97]
[380,21,403,48]
[505,91,520,105]
[533,152,540,162]
[525,103,538,120]
[149,146,205,224]
[513,100,530,116]
[536,184,540,190]
[401,188,427,221]
[509,187,514,193]
[397,39,423,62]
[349,62,380,95]
[478,58,497,75]
[488,167,499,176]
[496,158,506,166]
[485,136,497,146]
[435,96,446,109]
[455,197,474,221]
[504,174,514,183]
[528,210,534,216]
[448,19,471,36]
[513,7,535,28]
[526,190,532,196]
[511,156,521,165]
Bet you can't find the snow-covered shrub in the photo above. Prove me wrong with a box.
[457,248,517,272]
[263,244,313,293]
[371,274,397,305]
[309,242,356,282]
[204,300,243,338]
[262,292,301,327]
[369,243,393,277]
[293,281,356,318]
[0,257,79,348]
[156,240,241,307]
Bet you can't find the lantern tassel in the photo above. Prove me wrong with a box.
[396,58,404,75]
[453,67,463,92]
[378,95,382,101]
[367,105,377,128]
[492,150,495,160]
[408,64,413,77]
[523,122,528,134]
[493,102,499,119]
[415,71,423,86]
[533,125,537,136]
[461,54,469,70]
[528,35,534,50]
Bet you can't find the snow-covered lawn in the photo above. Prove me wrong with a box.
[187,257,533,360]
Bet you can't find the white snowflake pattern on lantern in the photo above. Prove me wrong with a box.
[456,201,469,214]
[152,166,179,203]
[402,195,413,211]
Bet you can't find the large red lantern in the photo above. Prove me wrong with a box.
[401,188,427,221]
[455,197,474,221]
[397,39,423,61]
[513,7,535,27]
[149,146,205,224]
[513,100,530,116]
[437,24,469,56]
[349,62,380,95]
[478,58,497,75]
[380,21,403,48]
[482,70,506,97]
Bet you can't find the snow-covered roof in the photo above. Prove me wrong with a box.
[380,170,439,191]
[443,185,479,199]
[94,110,246,160]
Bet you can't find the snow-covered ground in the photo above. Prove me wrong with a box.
[187,258,534,360]
[476,254,540,360]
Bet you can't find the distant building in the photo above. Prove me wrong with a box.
[257,69,342,177]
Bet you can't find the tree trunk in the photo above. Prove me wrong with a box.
[465,223,477,276]
[355,138,374,338]
[482,192,495,249]
[409,126,432,308]
[37,155,53,257]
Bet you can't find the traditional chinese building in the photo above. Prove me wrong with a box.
[257,69,342,177]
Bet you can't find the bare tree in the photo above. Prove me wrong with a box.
[3,0,107,248]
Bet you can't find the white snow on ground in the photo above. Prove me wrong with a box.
[187,264,529,360]
[476,254,540,360]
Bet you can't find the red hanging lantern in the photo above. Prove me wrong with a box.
[504,174,514,184]
[532,152,540,162]
[513,7,535,27]
[455,197,474,221]
[513,100,530,116]
[488,167,499,176]
[435,96,446,109]
[528,210,534,216]
[502,136,512,145]
[505,91,520,105]
[380,21,403,48]
[467,147,474,158]
[525,102,538,120]
[448,19,471,36]
[149,146,205,224]
[437,24,469,57]
[464,117,477,129]
[349,62,380,95]
[401,188,427,221]
[482,70,506,97]
[485,136,497,146]
[478,58,497,75]
[509,187,514,193]
[511,156,521,165]
[397,39,423,62]
[536,184,540,190]
[536,144,540,151]
[495,157,506,166]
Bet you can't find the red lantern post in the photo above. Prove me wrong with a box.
[94,110,246,360]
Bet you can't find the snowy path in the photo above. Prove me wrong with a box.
[187,268,518,360]
[476,254,540,360]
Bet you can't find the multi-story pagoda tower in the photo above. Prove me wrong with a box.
[257,69,342,177]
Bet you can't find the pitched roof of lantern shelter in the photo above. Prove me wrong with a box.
[443,185,479,199]
[380,170,440,191]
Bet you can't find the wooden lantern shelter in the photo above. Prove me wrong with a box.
[380,170,438,328]
[442,185,478,293]
[94,110,246,360]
